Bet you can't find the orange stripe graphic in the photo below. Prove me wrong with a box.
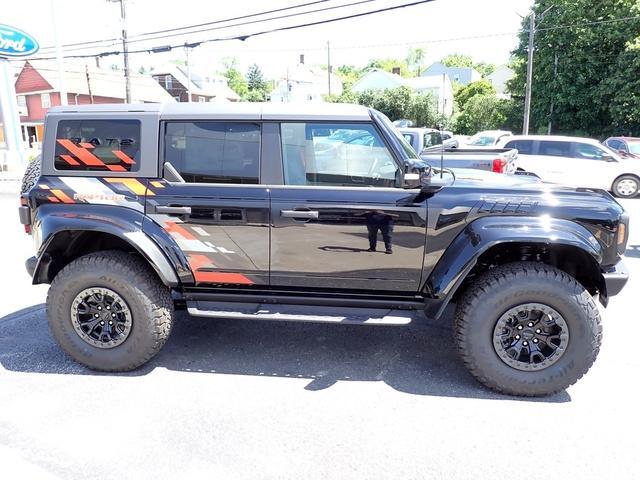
[187,254,215,270]
[80,142,95,149]
[57,139,105,167]
[106,165,127,172]
[112,150,136,165]
[47,196,60,203]
[193,271,254,285]
[50,189,74,204]
[105,178,153,196]
[164,221,196,240]
[60,154,80,166]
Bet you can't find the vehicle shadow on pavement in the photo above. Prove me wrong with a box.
[0,304,570,403]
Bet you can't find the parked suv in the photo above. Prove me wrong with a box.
[604,137,640,159]
[19,103,629,396]
[499,135,640,198]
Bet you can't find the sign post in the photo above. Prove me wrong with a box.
[0,24,39,174]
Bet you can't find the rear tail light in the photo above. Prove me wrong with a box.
[492,158,507,173]
[19,194,32,234]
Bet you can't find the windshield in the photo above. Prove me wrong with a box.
[468,134,496,146]
[375,112,419,159]
[629,142,640,154]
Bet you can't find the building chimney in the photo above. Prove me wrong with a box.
[299,54,305,64]
[392,67,401,75]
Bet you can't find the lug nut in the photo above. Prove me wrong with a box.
[111,313,116,318]
[517,325,523,330]
[100,321,105,325]
[98,306,102,310]
[535,329,541,334]
[523,341,528,346]
[527,322,533,327]
[533,339,539,343]
[106,306,111,310]
[109,321,113,325]
[94,313,99,318]
[515,335,521,340]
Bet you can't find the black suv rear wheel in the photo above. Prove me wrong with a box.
[47,251,173,371]
[454,262,602,396]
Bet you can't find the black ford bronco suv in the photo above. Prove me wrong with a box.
[19,103,629,396]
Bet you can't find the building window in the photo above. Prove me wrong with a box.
[173,96,181,102]
[454,74,460,82]
[17,95,27,107]
[41,93,51,108]
[165,75,173,89]
[198,96,206,103]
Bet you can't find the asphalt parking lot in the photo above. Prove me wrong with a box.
[0,190,639,480]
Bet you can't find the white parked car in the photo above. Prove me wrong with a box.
[463,130,513,147]
[497,135,640,198]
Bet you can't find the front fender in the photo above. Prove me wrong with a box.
[32,204,183,286]
[423,215,603,319]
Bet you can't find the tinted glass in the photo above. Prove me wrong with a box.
[424,131,441,148]
[280,122,399,188]
[606,139,622,150]
[573,142,608,160]
[164,122,260,184]
[504,139,533,155]
[628,142,640,154]
[55,119,141,172]
[539,140,571,157]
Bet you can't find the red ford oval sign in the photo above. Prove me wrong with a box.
[0,24,39,58]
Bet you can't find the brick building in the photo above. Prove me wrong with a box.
[15,60,174,146]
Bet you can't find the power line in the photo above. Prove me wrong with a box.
[24,0,436,61]
[37,0,371,54]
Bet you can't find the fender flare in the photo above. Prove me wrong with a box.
[32,204,183,286]
[423,215,604,319]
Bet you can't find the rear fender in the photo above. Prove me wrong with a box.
[32,204,190,286]
[423,216,603,319]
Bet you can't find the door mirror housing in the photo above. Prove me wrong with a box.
[403,162,432,189]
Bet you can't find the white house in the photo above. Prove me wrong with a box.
[421,62,482,85]
[351,69,454,117]
[269,56,342,103]
[487,65,514,98]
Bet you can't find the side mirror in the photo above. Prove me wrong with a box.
[404,173,422,189]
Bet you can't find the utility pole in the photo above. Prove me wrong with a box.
[85,64,94,104]
[185,45,191,102]
[523,12,535,135]
[50,0,68,105]
[547,52,558,135]
[327,41,331,97]
[109,0,131,103]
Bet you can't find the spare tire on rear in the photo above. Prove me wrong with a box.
[20,156,41,194]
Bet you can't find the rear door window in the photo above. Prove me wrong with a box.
[164,122,260,184]
[55,119,141,172]
[538,140,572,157]
[504,139,533,155]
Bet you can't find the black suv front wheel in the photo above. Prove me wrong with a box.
[47,251,173,371]
[454,262,602,396]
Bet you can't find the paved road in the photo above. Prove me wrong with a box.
[1,192,639,480]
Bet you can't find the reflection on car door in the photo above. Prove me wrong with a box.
[269,121,427,292]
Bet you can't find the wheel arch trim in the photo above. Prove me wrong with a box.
[423,215,604,319]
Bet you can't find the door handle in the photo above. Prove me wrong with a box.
[155,205,192,215]
[281,209,319,219]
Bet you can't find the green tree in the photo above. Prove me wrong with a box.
[441,53,474,68]
[474,62,496,78]
[455,94,508,135]
[406,47,426,75]
[455,80,496,110]
[509,0,640,136]
[221,57,248,99]
[365,58,413,77]
[245,63,269,101]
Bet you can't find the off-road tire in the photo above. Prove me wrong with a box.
[612,175,639,198]
[47,251,173,371]
[20,156,41,194]
[454,262,602,396]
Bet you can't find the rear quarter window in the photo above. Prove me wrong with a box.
[54,119,141,172]
[538,140,572,157]
[504,139,533,155]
